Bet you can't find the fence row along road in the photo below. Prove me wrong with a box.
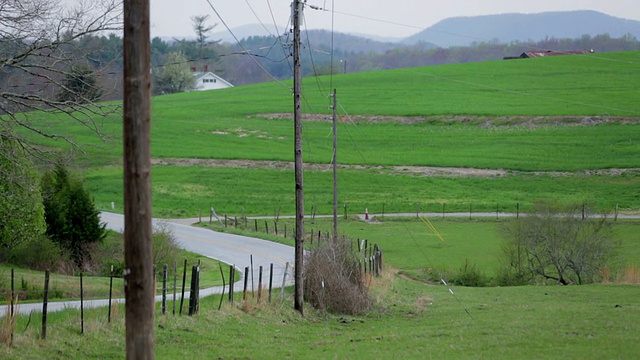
[0,212,295,315]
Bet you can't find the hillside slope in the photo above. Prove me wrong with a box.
[404,10,640,47]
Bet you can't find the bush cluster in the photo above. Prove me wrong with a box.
[304,239,371,315]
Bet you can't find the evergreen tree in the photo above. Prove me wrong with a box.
[41,165,106,267]
[56,65,103,104]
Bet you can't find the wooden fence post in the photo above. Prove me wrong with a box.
[108,265,114,323]
[10,268,14,343]
[268,263,274,303]
[41,269,50,340]
[258,266,263,303]
[162,264,168,315]
[173,260,177,315]
[218,263,226,311]
[188,265,200,316]
[80,272,84,335]
[229,265,235,305]
[243,266,249,301]
[179,259,187,315]
[250,255,254,295]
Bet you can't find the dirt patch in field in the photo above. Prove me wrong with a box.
[256,114,640,126]
[151,157,639,178]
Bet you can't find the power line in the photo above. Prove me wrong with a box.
[244,0,275,37]
[307,4,487,43]
[204,0,292,89]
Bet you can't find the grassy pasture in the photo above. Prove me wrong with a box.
[3,276,640,359]
[199,216,640,283]
[3,52,640,358]
[86,165,640,217]
[19,51,640,171]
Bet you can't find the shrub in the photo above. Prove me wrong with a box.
[152,222,181,268]
[8,235,69,272]
[304,239,371,315]
[501,201,620,285]
[449,260,489,287]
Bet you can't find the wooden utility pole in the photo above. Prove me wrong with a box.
[332,89,338,241]
[293,0,305,315]
[123,0,154,358]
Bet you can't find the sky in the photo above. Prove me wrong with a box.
[150,0,640,40]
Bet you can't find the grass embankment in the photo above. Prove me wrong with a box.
[2,273,640,359]
[0,249,225,303]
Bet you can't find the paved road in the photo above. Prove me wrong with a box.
[1,213,295,315]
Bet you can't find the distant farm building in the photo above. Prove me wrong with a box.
[191,65,233,91]
[504,49,594,60]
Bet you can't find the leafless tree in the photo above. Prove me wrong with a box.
[191,14,216,57]
[503,201,619,285]
[0,0,122,159]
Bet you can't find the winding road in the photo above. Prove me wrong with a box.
[1,212,295,315]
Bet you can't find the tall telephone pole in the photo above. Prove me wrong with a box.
[123,0,154,358]
[293,0,305,315]
[332,89,338,241]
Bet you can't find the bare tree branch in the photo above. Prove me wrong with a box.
[1,0,122,158]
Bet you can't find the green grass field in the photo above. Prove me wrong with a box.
[3,51,640,358]
[18,51,638,216]
[22,51,640,171]
[86,164,640,217]
[3,278,639,359]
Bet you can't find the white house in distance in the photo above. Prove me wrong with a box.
[191,65,233,91]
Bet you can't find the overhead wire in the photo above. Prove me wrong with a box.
[244,0,275,37]
[266,0,295,75]
[203,0,292,89]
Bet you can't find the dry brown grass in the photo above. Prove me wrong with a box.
[601,265,640,284]
[240,288,271,314]
[110,300,119,321]
[1,296,17,345]
[616,265,640,284]
[304,240,372,315]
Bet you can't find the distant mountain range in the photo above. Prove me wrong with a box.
[210,10,639,49]
[403,10,640,47]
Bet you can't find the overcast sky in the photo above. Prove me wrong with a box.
[150,0,639,39]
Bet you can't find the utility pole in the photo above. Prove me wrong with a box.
[332,89,338,242]
[123,0,154,358]
[293,0,305,315]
